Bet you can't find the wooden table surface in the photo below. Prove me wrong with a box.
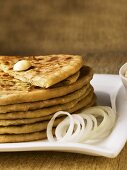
[0,56,126,170]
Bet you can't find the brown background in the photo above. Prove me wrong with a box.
[0,1,127,170]
[0,0,127,57]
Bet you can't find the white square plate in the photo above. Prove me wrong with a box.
[0,74,127,158]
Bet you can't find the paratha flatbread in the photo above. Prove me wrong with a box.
[62,70,80,85]
[0,91,95,120]
[54,70,80,87]
[0,130,48,143]
[0,66,93,105]
[0,98,96,143]
[0,55,84,88]
[0,85,92,113]
[0,116,63,134]
[0,96,95,126]
[0,97,95,127]
[0,94,95,134]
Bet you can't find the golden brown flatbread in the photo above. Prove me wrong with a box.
[0,117,63,134]
[0,98,96,143]
[0,55,84,88]
[0,66,93,105]
[0,130,47,143]
[0,85,92,113]
[0,91,95,120]
[0,97,96,143]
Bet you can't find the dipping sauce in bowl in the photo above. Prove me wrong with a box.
[119,63,127,90]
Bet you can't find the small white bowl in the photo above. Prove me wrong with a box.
[119,63,127,90]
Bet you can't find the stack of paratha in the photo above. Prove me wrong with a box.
[0,55,96,143]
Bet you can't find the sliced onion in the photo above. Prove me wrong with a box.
[83,107,115,141]
[46,106,116,144]
[47,111,74,142]
[77,114,94,142]
[83,108,110,140]
[55,114,84,142]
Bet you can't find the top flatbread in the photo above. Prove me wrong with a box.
[0,66,93,105]
[0,55,84,88]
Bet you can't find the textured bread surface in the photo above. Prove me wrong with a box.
[0,85,92,113]
[0,55,84,88]
[0,66,93,105]
[0,90,95,119]
[0,93,95,126]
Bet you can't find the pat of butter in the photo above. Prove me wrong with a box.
[13,60,31,71]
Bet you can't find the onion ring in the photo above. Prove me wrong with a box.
[47,111,74,142]
[47,106,116,143]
